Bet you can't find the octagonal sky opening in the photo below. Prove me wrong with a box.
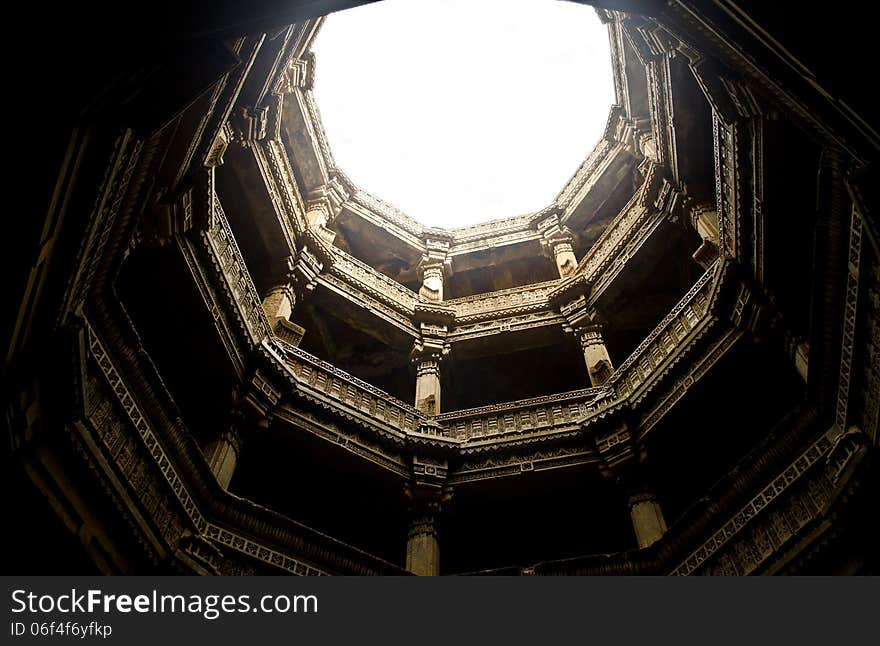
[312,0,614,228]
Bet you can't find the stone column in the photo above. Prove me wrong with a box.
[406,510,440,576]
[304,178,348,245]
[596,424,667,549]
[411,329,448,415]
[782,334,809,383]
[414,358,442,415]
[404,465,449,576]
[577,324,614,386]
[262,282,305,346]
[418,241,451,302]
[690,205,719,269]
[549,239,578,278]
[627,490,667,549]
[539,214,578,278]
[262,283,294,323]
[419,263,445,302]
[203,426,241,490]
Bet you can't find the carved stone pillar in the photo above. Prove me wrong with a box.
[411,303,454,413]
[418,240,451,302]
[262,282,305,346]
[595,422,667,549]
[406,508,440,576]
[539,212,578,278]
[262,283,294,322]
[549,239,578,278]
[782,336,810,383]
[627,490,667,549]
[411,323,449,415]
[577,324,614,386]
[414,358,442,415]
[404,459,450,576]
[689,204,719,269]
[203,426,241,490]
[305,177,348,245]
[419,263,446,302]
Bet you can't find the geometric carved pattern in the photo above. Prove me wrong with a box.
[203,197,273,343]
[86,323,330,575]
[713,113,742,260]
[438,388,606,441]
[835,209,862,431]
[671,431,833,575]
[610,260,719,401]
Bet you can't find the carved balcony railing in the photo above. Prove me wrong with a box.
[201,191,728,457]
[326,246,419,316]
[447,226,541,256]
[259,139,308,237]
[347,186,424,238]
[436,388,608,441]
[204,196,274,344]
[277,341,425,437]
[607,260,720,401]
[303,89,335,178]
[556,137,619,213]
[577,163,658,282]
[446,279,561,322]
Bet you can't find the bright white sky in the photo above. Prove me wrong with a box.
[312,0,613,228]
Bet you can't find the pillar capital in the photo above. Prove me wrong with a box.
[204,123,234,168]
[594,421,640,480]
[236,370,282,425]
[573,322,606,349]
[411,325,450,366]
[274,53,315,95]
[685,201,719,269]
